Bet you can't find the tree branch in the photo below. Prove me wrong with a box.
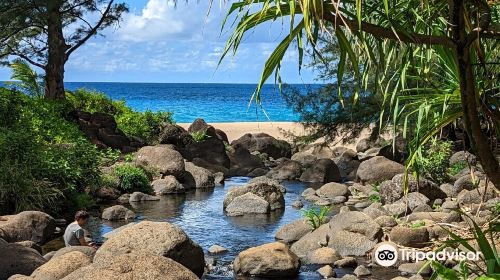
[65,0,114,59]
[323,12,456,48]
[9,48,45,69]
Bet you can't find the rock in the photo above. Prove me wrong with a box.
[440,183,456,197]
[292,200,304,209]
[396,192,430,211]
[184,162,215,189]
[101,205,135,221]
[94,187,121,201]
[363,207,388,219]
[31,251,91,280]
[356,157,404,184]
[248,167,270,177]
[328,231,378,257]
[406,212,461,223]
[441,200,459,212]
[228,145,265,176]
[299,159,341,183]
[135,145,185,177]
[117,193,130,204]
[129,192,160,202]
[413,204,433,213]
[452,173,487,196]
[0,240,46,279]
[291,152,317,167]
[354,265,371,277]
[333,149,360,180]
[318,265,336,278]
[152,176,185,195]
[183,137,230,173]
[63,253,199,280]
[215,129,228,142]
[223,181,285,211]
[359,145,402,162]
[208,245,228,254]
[375,215,398,227]
[247,176,285,192]
[102,223,136,240]
[390,226,429,248]
[398,262,432,275]
[226,192,270,216]
[316,182,349,198]
[356,137,375,153]
[16,241,42,254]
[52,246,96,260]
[267,160,302,180]
[457,186,497,205]
[384,202,409,218]
[334,257,357,267]
[329,211,383,241]
[305,247,341,264]
[231,133,292,159]
[213,172,224,185]
[94,221,205,277]
[0,211,56,244]
[392,174,446,201]
[291,224,330,258]
[158,123,192,147]
[233,242,300,278]
[302,188,316,197]
[275,219,312,243]
[449,151,477,166]
[187,118,217,137]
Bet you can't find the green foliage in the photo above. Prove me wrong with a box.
[69,192,96,210]
[190,129,208,142]
[100,148,122,167]
[6,59,44,97]
[409,220,426,229]
[494,202,500,217]
[448,161,468,177]
[112,164,152,194]
[301,206,330,230]
[67,89,174,144]
[415,139,453,184]
[0,89,102,214]
[369,194,381,203]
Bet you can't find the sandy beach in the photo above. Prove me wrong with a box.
[178,122,306,142]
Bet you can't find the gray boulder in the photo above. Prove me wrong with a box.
[449,151,477,166]
[299,159,341,183]
[457,186,497,205]
[275,219,312,243]
[135,145,185,177]
[390,226,429,248]
[0,240,46,279]
[129,192,160,202]
[226,193,270,216]
[267,160,302,180]
[0,211,55,244]
[396,192,430,211]
[316,182,349,198]
[223,181,285,211]
[290,224,330,258]
[231,133,292,159]
[101,205,135,221]
[356,156,404,184]
[184,162,215,189]
[94,221,205,277]
[31,251,91,280]
[152,176,185,194]
[329,211,383,241]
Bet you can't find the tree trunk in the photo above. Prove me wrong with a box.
[45,0,66,100]
[454,0,500,190]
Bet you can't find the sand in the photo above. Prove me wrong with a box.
[178,122,307,142]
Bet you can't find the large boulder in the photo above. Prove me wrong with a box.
[135,145,185,177]
[158,124,192,147]
[275,219,312,243]
[94,187,121,201]
[0,211,56,244]
[152,176,185,195]
[266,160,302,180]
[129,192,160,202]
[316,182,349,198]
[299,159,341,183]
[94,221,205,277]
[233,242,300,278]
[231,133,292,159]
[333,149,360,181]
[31,251,91,280]
[225,193,270,216]
[290,223,330,259]
[391,173,446,201]
[0,240,46,279]
[223,181,285,211]
[358,145,403,163]
[328,231,378,257]
[356,156,404,184]
[51,246,97,260]
[182,137,230,173]
[187,118,217,138]
[101,205,135,221]
[62,253,199,280]
[449,151,477,166]
[457,186,498,205]
[328,211,383,241]
[228,146,265,176]
[183,162,215,189]
[390,226,429,248]
[395,192,430,211]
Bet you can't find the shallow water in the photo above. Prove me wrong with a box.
[47,177,400,279]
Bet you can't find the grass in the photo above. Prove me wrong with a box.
[409,220,426,229]
[190,129,209,142]
[301,206,330,230]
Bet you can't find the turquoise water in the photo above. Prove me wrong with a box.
[64,82,319,123]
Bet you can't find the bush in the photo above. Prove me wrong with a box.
[416,138,453,184]
[0,89,102,214]
[112,164,152,194]
[67,89,174,144]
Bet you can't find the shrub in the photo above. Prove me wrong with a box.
[69,192,96,210]
[448,161,468,177]
[301,206,330,230]
[416,138,453,184]
[67,89,174,144]
[113,164,152,194]
[190,129,208,142]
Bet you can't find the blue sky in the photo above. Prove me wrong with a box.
[0,0,317,84]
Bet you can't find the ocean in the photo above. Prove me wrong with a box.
[63,82,318,123]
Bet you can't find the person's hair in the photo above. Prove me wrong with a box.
[75,210,90,221]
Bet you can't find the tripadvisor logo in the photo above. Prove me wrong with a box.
[374,242,398,267]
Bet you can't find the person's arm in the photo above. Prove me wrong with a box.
[75,229,93,247]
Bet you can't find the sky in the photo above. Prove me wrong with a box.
[0,0,317,84]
